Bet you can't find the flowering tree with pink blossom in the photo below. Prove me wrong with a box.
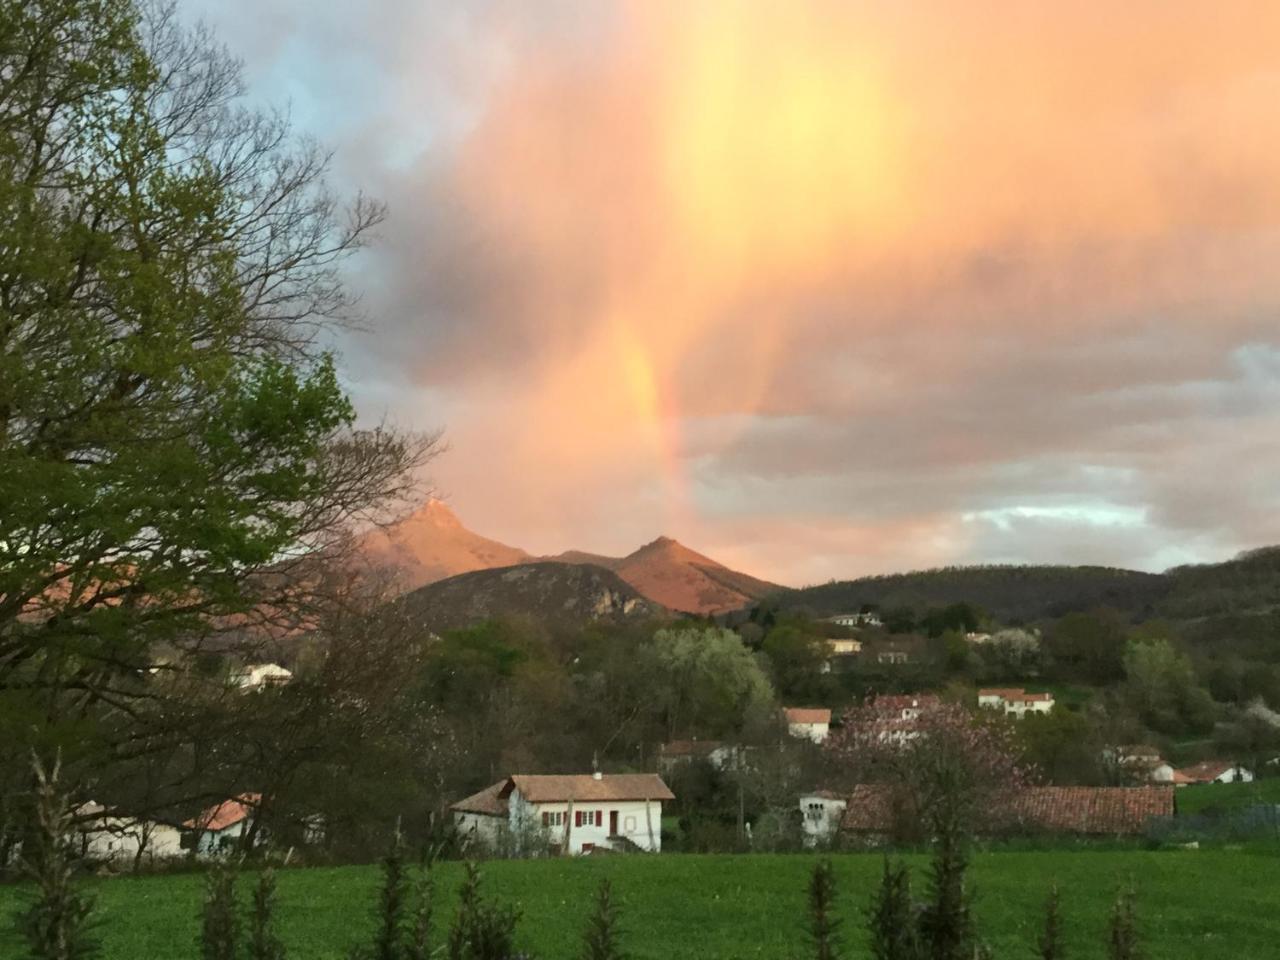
[825,696,1036,842]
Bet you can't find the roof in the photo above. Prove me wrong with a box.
[785,708,832,725]
[1178,760,1242,783]
[1011,786,1174,835]
[184,793,260,832]
[450,781,509,817]
[505,774,674,804]
[660,739,724,757]
[979,688,1053,703]
[839,785,898,832]
[838,785,1173,836]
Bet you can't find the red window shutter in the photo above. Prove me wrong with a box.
[596,810,603,826]
[575,810,582,827]
[541,812,549,827]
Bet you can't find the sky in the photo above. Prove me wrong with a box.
[182,0,1280,586]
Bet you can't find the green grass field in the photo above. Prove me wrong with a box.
[1,850,1277,959]
[1176,778,1280,816]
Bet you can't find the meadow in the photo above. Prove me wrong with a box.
[2,849,1278,959]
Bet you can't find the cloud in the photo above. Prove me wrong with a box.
[183,0,1280,583]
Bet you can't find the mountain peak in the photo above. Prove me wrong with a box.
[409,498,463,529]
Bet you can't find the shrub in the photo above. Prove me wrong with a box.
[1039,884,1064,960]
[249,869,286,960]
[580,878,625,960]
[1107,884,1142,960]
[868,859,919,960]
[446,862,521,960]
[200,864,239,960]
[807,859,841,960]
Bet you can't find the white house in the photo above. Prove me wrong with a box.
[784,707,832,743]
[827,638,863,656]
[75,804,183,865]
[452,773,674,856]
[1177,761,1254,785]
[826,612,882,628]
[977,688,1054,718]
[182,793,260,857]
[232,663,293,690]
[799,791,847,845]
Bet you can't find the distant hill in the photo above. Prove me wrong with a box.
[769,547,1280,625]
[361,501,779,615]
[771,565,1170,624]
[397,562,664,634]
[358,500,530,591]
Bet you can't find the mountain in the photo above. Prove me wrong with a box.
[598,536,780,615]
[358,500,529,591]
[397,562,664,634]
[361,502,780,615]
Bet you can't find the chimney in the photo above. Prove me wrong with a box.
[592,770,603,781]
[592,751,602,780]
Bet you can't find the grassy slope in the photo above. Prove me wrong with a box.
[1176,779,1280,816]
[1,850,1278,959]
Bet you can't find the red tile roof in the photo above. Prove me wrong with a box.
[1177,761,1241,783]
[1010,786,1173,835]
[184,793,260,832]
[785,708,832,725]
[505,774,675,803]
[838,785,1173,836]
[450,781,509,817]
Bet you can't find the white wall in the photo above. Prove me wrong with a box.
[80,819,182,864]
[510,790,663,854]
[454,811,504,849]
[788,721,829,743]
[799,795,846,845]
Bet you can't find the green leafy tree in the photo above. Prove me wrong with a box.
[1045,611,1129,685]
[650,626,777,741]
[1123,640,1214,735]
[0,0,430,827]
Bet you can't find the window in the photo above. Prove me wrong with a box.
[541,811,565,828]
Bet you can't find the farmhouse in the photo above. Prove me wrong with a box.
[784,707,832,743]
[827,784,1174,842]
[826,612,882,628]
[75,803,183,865]
[182,793,260,857]
[1110,745,1183,784]
[827,637,863,656]
[977,688,1054,718]
[1177,761,1253,785]
[451,773,674,856]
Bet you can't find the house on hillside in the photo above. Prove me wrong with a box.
[1109,745,1184,785]
[828,784,1174,843]
[977,688,1054,718]
[827,638,863,656]
[75,803,183,866]
[826,612,882,628]
[861,694,943,744]
[784,707,832,743]
[232,663,293,690]
[657,740,737,773]
[182,793,261,856]
[1177,761,1254,785]
[451,773,674,856]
